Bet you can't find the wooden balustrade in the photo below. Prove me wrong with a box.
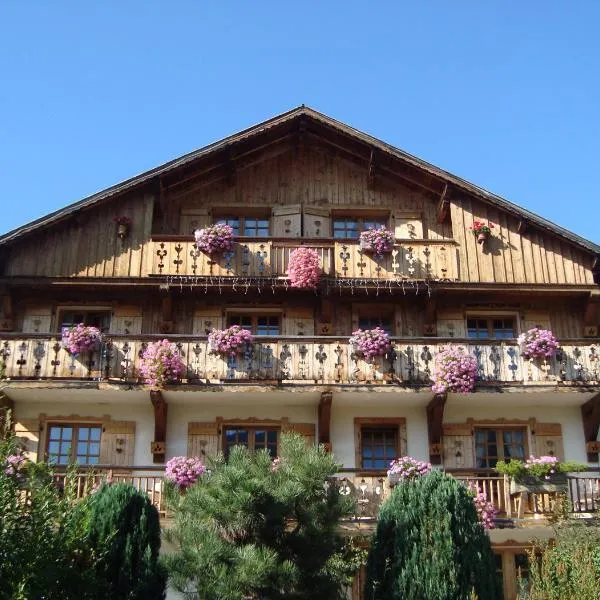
[1,335,598,385]
[149,238,458,281]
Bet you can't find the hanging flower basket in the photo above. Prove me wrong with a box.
[287,247,322,289]
[194,224,235,255]
[349,327,391,361]
[139,339,186,388]
[387,457,432,486]
[470,220,494,244]
[518,327,559,360]
[61,324,103,355]
[359,226,395,254]
[165,456,207,490]
[208,325,254,357]
[431,346,478,394]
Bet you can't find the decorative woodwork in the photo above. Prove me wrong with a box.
[150,391,168,464]
[581,392,600,461]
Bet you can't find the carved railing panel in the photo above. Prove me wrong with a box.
[1,336,597,387]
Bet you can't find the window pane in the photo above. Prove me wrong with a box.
[49,426,62,440]
[333,219,360,239]
[62,427,72,440]
[90,428,101,442]
[89,443,100,456]
[256,316,280,336]
[361,427,397,469]
[78,428,89,441]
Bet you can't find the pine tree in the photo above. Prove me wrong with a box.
[86,482,167,599]
[164,432,361,600]
[364,469,501,600]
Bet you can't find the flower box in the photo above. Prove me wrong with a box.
[509,473,568,495]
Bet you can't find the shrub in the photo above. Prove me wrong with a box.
[364,469,500,600]
[287,247,322,289]
[86,483,166,600]
[139,339,186,387]
[431,346,478,394]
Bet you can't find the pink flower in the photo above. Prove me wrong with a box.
[194,224,235,255]
[388,457,432,480]
[139,339,186,388]
[287,247,322,289]
[468,482,496,529]
[518,328,559,360]
[208,326,254,357]
[431,346,478,394]
[61,324,102,355]
[165,456,207,489]
[349,327,391,360]
[359,226,395,254]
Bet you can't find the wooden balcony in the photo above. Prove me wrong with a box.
[1,335,598,386]
[51,466,600,523]
[149,237,458,281]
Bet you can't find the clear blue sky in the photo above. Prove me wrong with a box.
[1,2,599,243]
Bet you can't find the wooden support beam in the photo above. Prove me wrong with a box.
[224,146,237,187]
[581,392,600,462]
[593,255,600,285]
[317,391,333,452]
[437,183,451,223]
[150,391,168,464]
[426,393,447,464]
[367,148,376,188]
[583,290,600,336]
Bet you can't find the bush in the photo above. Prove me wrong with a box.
[164,433,362,600]
[86,483,166,600]
[364,470,500,600]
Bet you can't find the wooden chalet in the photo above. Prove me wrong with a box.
[0,106,599,599]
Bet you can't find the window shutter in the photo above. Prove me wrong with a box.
[392,212,423,239]
[111,305,142,335]
[533,423,564,461]
[283,307,315,336]
[437,309,466,338]
[180,208,210,235]
[272,205,301,238]
[22,306,52,334]
[442,424,474,469]
[303,206,331,238]
[282,422,316,446]
[99,421,135,467]
[14,419,40,461]
[522,310,551,332]
[193,307,223,335]
[188,422,220,462]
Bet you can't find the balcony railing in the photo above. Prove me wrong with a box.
[150,237,458,281]
[50,466,600,522]
[1,335,598,386]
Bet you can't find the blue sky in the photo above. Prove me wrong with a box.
[1,2,599,243]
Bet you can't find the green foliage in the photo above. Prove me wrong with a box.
[364,470,501,600]
[496,459,587,481]
[86,482,166,600]
[0,420,95,600]
[164,433,362,600]
[524,525,600,600]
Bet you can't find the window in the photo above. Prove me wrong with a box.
[59,309,111,333]
[467,316,515,340]
[47,423,102,465]
[494,554,505,600]
[333,216,388,239]
[361,427,399,469]
[515,554,530,598]
[228,314,281,335]
[475,428,526,468]
[358,314,394,335]
[216,216,269,237]
[223,427,278,459]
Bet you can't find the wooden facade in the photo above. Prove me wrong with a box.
[1,107,599,600]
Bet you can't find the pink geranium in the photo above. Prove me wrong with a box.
[387,457,432,481]
[468,482,496,529]
[518,327,559,359]
[139,339,186,387]
[431,346,478,394]
[61,323,102,355]
[208,326,254,357]
[165,456,207,489]
[349,327,391,360]
[359,226,395,254]
[194,224,235,255]
[287,247,322,289]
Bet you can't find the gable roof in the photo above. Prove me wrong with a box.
[1,105,598,254]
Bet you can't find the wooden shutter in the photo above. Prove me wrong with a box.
[392,212,423,240]
[437,309,466,338]
[193,307,223,335]
[522,310,551,332]
[533,423,564,461]
[283,422,316,446]
[22,305,52,334]
[14,419,40,461]
[272,205,301,238]
[442,423,474,469]
[99,421,135,467]
[303,206,331,238]
[188,422,220,462]
[180,208,210,235]
[111,305,142,335]
[283,306,315,336]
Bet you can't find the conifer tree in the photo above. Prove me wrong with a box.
[364,469,501,600]
[164,433,361,600]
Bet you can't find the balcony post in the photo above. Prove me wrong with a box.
[318,391,333,452]
[426,393,446,465]
[150,390,168,464]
